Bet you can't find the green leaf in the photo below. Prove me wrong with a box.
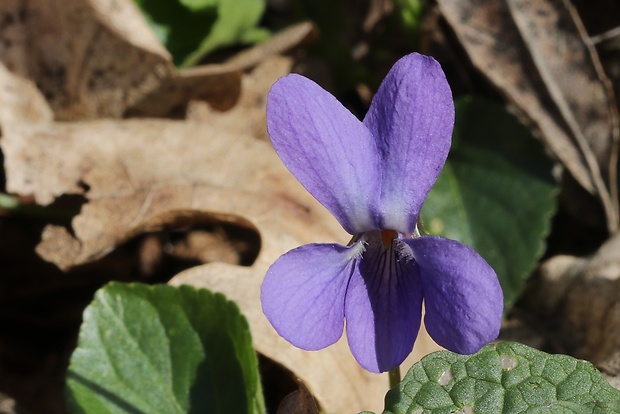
[182,0,268,67]
[384,342,620,413]
[133,0,268,67]
[421,96,558,310]
[178,0,218,11]
[394,0,427,33]
[66,282,265,414]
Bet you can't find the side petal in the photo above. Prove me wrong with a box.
[407,236,503,354]
[363,53,455,233]
[267,74,382,234]
[261,243,357,351]
[344,236,423,373]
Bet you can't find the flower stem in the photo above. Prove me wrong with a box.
[388,365,401,389]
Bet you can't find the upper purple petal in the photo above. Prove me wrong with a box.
[363,53,455,233]
[261,243,356,350]
[344,234,423,372]
[406,236,503,354]
[267,74,382,234]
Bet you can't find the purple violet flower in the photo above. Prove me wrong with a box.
[261,53,504,373]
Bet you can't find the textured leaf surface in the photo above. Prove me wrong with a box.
[422,97,558,310]
[383,342,620,413]
[66,282,264,414]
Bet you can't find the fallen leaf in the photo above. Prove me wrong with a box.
[0,0,170,120]
[436,0,620,231]
[125,64,242,117]
[122,21,317,118]
[0,0,241,120]
[187,55,294,141]
[526,231,620,389]
[0,63,442,412]
[275,381,319,414]
[184,22,318,138]
[0,58,53,126]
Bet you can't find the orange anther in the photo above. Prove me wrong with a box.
[381,229,397,248]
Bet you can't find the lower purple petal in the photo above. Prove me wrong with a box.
[261,243,355,351]
[407,236,503,354]
[344,235,423,373]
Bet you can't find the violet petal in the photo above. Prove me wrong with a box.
[261,243,356,350]
[267,74,382,234]
[363,53,455,233]
[344,236,423,373]
[407,236,503,354]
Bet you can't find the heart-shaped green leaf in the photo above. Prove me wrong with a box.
[66,282,265,414]
[383,342,620,413]
[422,96,558,310]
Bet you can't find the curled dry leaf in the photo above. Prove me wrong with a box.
[187,55,295,141]
[125,65,243,117]
[125,21,318,119]
[530,231,620,389]
[0,62,441,413]
[275,381,319,414]
[184,22,319,139]
[0,0,169,120]
[437,0,620,231]
[0,0,241,120]
[5,115,348,269]
[0,59,53,127]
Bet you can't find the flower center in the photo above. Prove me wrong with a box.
[346,228,419,261]
[380,229,397,249]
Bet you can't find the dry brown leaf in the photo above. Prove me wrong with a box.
[187,55,294,141]
[6,116,343,267]
[0,0,242,120]
[529,231,620,388]
[125,65,243,117]
[184,22,319,137]
[0,60,53,127]
[275,381,319,414]
[437,0,620,231]
[0,0,171,120]
[0,63,441,412]
[126,22,318,119]
[0,2,317,121]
